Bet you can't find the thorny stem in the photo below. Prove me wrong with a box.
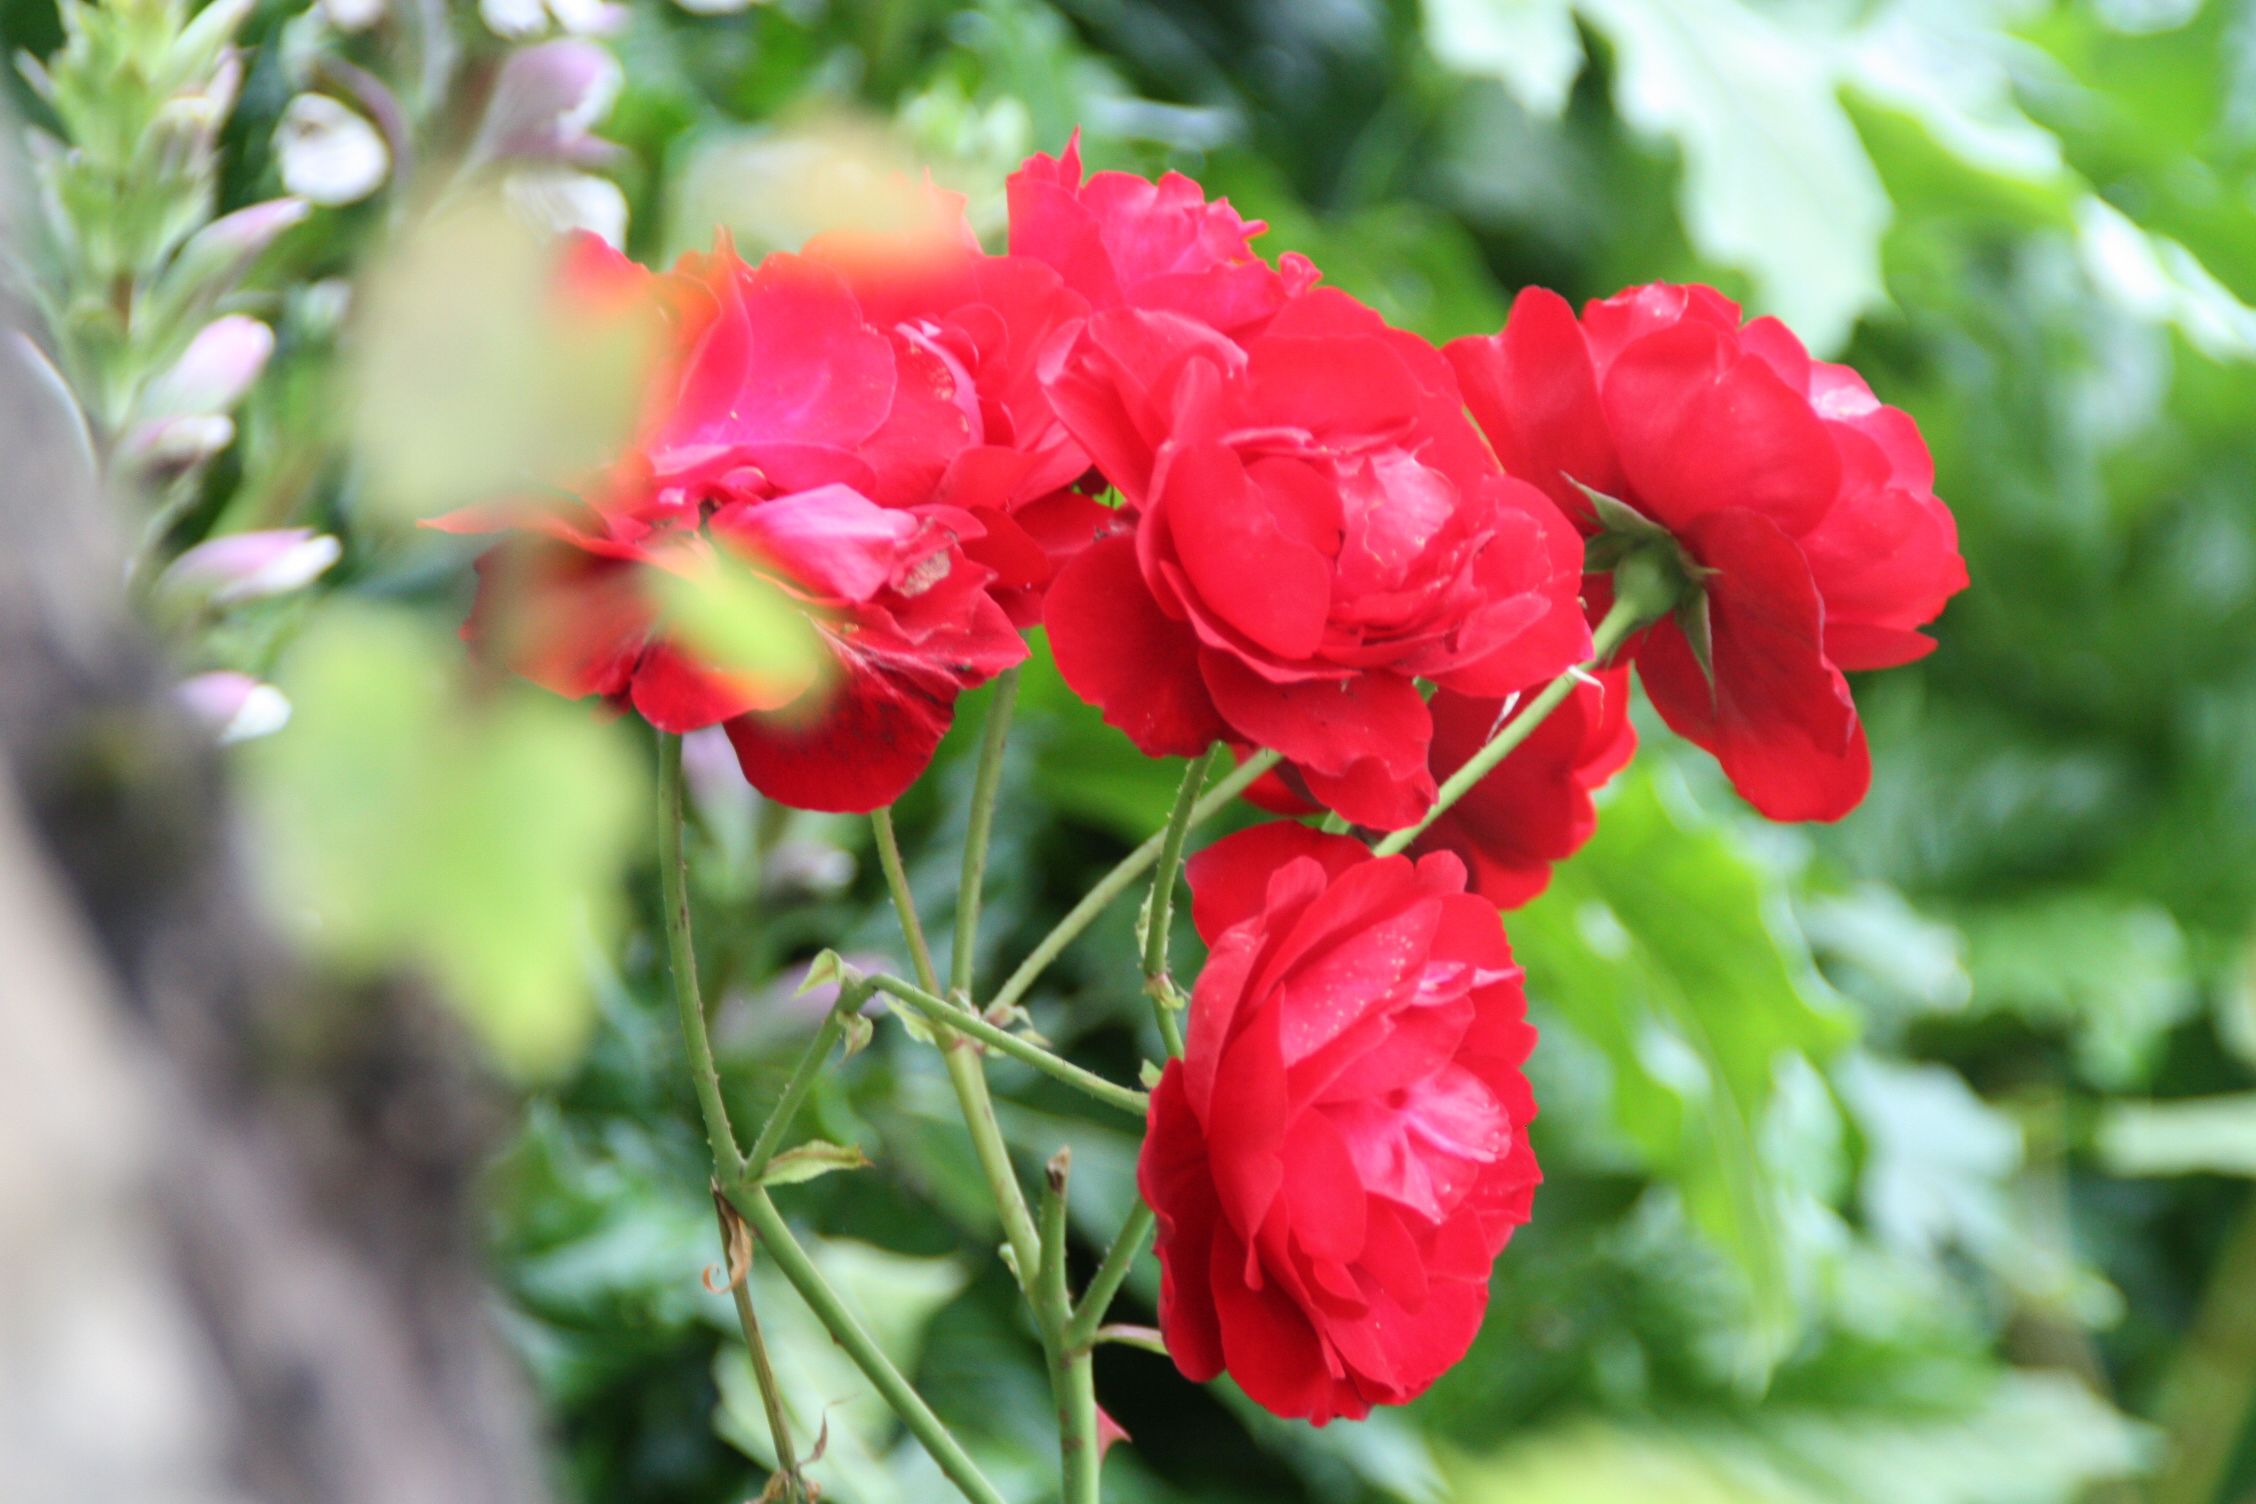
[992,748,1283,1017]
[1069,1201,1157,1350]
[1038,1152,1101,1504]
[743,974,871,1180]
[713,1193,806,1504]
[725,1184,1011,1504]
[1373,593,1653,858]
[870,806,940,995]
[1141,748,1218,1056]
[954,667,1020,1003]
[869,703,1042,1293]
[659,733,744,1180]
[663,734,1001,1504]
[863,972,1149,1117]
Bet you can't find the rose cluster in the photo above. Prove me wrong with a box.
[442,136,1964,1422]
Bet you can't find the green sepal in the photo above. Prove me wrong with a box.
[1676,588,1718,694]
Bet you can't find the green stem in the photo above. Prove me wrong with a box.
[869,811,1042,1290]
[992,748,1283,1017]
[1141,748,1217,1012]
[743,976,871,1179]
[1038,1153,1101,1504]
[1069,1201,1156,1349]
[953,668,1020,1003]
[713,1197,805,1504]
[665,739,996,1503]
[1373,595,1649,858]
[726,1184,1010,1504]
[659,733,744,1179]
[2150,1190,2256,1504]
[865,973,1150,1117]
[871,807,941,995]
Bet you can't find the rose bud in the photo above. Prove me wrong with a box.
[1138,823,1540,1424]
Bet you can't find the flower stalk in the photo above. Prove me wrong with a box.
[862,971,1149,1117]
[992,747,1282,1017]
[661,733,1003,1504]
[1141,746,1219,1057]
[1373,586,1660,859]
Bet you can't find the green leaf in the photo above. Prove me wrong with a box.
[1443,1371,2148,1504]
[1512,769,1854,1377]
[1421,0,1585,118]
[758,1139,874,1187]
[245,605,645,1078]
[655,548,830,702]
[1959,894,2194,1089]
[2098,1095,2256,1179]
[711,1234,971,1504]
[1576,0,1889,352]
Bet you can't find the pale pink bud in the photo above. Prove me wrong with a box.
[473,40,622,165]
[145,316,274,418]
[122,414,236,474]
[162,528,341,605]
[176,671,292,744]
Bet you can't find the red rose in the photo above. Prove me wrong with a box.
[1412,669,1635,908]
[458,486,1023,811]
[438,234,1026,811]
[1007,131,1317,338]
[1138,823,1540,1424]
[801,203,1113,624]
[1448,284,1967,821]
[1041,289,1589,830]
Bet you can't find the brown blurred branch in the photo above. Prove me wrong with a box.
[0,327,551,1503]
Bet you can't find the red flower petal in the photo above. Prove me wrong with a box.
[1636,508,1871,821]
[1043,533,1228,757]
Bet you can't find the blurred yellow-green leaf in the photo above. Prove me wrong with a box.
[244,604,646,1078]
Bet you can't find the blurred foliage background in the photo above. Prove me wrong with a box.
[7,0,2256,1501]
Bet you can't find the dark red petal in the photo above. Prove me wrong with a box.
[1155,440,1332,661]
[1601,321,1842,537]
[1638,509,1871,821]
[465,539,650,703]
[1199,655,1434,829]
[1043,533,1227,756]
[720,655,954,812]
[1446,288,1619,528]
[1137,1066,1227,1384]
[1185,822,1372,943]
[1209,1220,1356,1423]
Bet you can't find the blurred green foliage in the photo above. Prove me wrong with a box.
[11,0,2256,1501]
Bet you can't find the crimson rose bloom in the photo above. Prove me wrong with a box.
[1447,283,1966,821]
[441,234,1024,811]
[1139,823,1540,1424]
[1007,132,1317,338]
[1042,289,1589,830]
